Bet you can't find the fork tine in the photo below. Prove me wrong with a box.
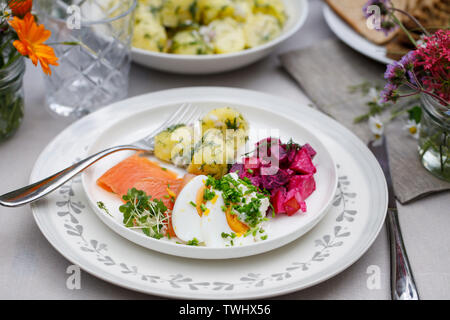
[145,103,189,138]
[184,105,202,125]
[157,103,189,131]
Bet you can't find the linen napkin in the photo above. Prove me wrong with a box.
[279,39,450,204]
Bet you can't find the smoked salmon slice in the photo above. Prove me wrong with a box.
[96,154,178,198]
[133,177,183,209]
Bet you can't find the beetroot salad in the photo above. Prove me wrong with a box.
[230,138,317,216]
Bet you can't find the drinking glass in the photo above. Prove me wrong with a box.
[35,0,136,118]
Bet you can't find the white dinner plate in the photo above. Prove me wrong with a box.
[31,87,387,299]
[131,0,308,74]
[323,4,394,65]
[82,103,337,259]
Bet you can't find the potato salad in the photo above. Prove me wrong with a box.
[133,0,287,55]
[154,107,249,178]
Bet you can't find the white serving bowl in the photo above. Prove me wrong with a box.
[131,0,309,74]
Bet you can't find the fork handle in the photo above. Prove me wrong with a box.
[0,145,142,208]
[387,208,420,300]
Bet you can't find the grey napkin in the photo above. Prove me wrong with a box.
[279,39,450,204]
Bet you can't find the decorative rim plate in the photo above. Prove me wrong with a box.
[323,4,394,65]
[82,103,338,259]
[31,87,387,299]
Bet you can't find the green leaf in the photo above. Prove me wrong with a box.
[407,106,422,124]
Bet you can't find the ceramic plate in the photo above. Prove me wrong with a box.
[31,87,387,299]
[82,104,337,259]
[323,4,394,65]
[131,0,308,74]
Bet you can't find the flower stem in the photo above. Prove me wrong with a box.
[390,12,417,47]
[390,7,431,36]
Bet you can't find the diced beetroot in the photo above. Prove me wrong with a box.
[255,138,282,158]
[271,187,286,214]
[243,157,261,171]
[284,189,304,216]
[260,165,279,176]
[302,143,317,159]
[230,163,244,175]
[283,189,307,215]
[270,144,287,163]
[288,174,316,200]
[290,148,317,174]
[286,148,297,164]
[261,168,289,190]
[285,169,295,177]
[248,176,262,187]
[299,201,307,213]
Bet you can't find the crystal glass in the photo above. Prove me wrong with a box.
[0,56,25,142]
[418,94,450,182]
[35,0,136,118]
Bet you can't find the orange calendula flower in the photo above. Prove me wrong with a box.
[8,0,33,17]
[8,13,59,75]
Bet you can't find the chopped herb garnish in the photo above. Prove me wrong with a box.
[203,188,216,201]
[97,201,112,217]
[187,238,200,246]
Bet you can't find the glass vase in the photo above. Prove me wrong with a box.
[418,94,450,182]
[0,56,25,142]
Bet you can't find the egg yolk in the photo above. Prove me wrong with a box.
[225,207,249,234]
[195,185,207,216]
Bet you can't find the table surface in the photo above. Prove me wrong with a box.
[1,0,449,300]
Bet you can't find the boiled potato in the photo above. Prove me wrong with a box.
[201,107,249,135]
[201,107,249,149]
[209,18,246,54]
[244,13,282,48]
[155,125,194,164]
[253,0,287,24]
[231,0,254,22]
[161,0,200,27]
[133,15,168,52]
[198,0,235,25]
[170,29,213,55]
[188,128,234,178]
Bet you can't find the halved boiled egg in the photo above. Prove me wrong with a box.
[172,173,269,247]
[171,175,207,243]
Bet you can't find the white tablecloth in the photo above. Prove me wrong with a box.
[0,0,449,299]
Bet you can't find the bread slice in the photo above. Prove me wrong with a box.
[326,0,408,45]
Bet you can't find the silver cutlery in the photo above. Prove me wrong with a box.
[0,103,201,207]
[368,136,420,300]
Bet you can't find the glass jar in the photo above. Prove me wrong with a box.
[418,94,450,182]
[0,56,25,142]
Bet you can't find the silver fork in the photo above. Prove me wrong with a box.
[0,103,202,207]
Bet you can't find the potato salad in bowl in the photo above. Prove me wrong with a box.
[130,0,309,74]
[133,0,287,55]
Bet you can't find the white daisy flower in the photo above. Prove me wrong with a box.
[369,115,384,135]
[369,116,384,145]
[404,120,420,139]
[368,87,378,102]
